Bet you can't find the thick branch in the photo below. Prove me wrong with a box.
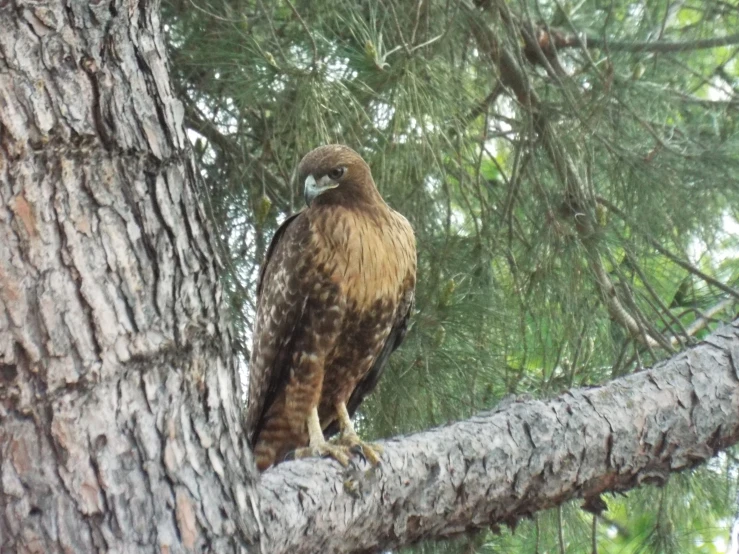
[258,319,739,553]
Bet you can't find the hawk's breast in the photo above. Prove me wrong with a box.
[310,206,415,311]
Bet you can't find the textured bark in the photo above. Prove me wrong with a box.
[0,2,259,552]
[258,319,739,553]
[3,2,739,554]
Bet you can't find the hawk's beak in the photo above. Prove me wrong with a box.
[304,174,339,206]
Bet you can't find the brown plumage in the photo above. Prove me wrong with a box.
[246,144,416,471]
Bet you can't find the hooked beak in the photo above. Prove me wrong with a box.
[304,174,339,206]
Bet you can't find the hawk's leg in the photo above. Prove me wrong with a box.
[335,402,383,466]
[291,406,350,466]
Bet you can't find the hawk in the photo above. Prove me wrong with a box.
[247,145,416,471]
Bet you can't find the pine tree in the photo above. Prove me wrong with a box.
[2,0,738,552]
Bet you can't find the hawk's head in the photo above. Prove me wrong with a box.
[298,145,381,208]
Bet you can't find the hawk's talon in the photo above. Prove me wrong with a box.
[337,434,383,466]
[291,442,351,467]
[349,444,366,463]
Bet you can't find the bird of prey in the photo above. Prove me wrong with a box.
[247,144,416,471]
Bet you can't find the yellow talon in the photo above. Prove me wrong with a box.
[289,406,351,466]
[337,434,383,465]
[290,404,384,467]
[292,442,351,466]
[335,401,383,466]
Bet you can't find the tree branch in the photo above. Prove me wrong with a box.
[525,27,739,56]
[577,32,739,54]
[257,319,739,554]
[182,99,292,211]
[468,5,666,350]
[596,196,739,302]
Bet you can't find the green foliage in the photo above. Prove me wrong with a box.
[163,0,739,551]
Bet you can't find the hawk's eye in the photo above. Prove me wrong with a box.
[327,167,346,180]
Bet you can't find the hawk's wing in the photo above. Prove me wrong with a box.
[246,212,306,444]
[324,286,415,438]
[256,212,301,298]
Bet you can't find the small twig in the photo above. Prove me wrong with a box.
[527,26,739,55]
[182,99,291,211]
[577,32,739,54]
[285,0,318,69]
[187,0,242,23]
[610,338,632,378]
[255,0,289,63]
[557,506,565,554]
[637,81,739,106]
[449,83,504,137]
[380,0,412,55]
[588,247,661,349]
[592,514,598,554]
[410,0,424,46]
[624,250,693,348]
[682,298,736,341]
[408,33,444,53]
[605,249,675,353]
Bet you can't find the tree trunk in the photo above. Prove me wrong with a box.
[0,2,259,551]
[2,2,739,554]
